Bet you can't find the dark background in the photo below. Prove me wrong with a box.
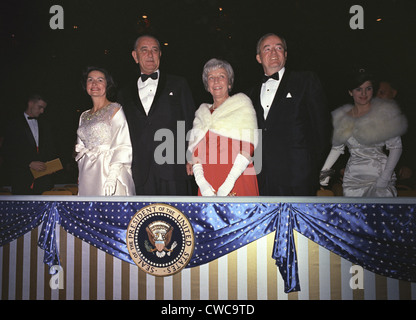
[1,0,415,185]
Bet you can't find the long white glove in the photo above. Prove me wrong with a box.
[104,163,123,196]
[319,148,343,186]
[193,163,216,196]
[217,153,250,196]
[376,148,402,188]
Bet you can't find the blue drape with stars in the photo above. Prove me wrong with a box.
[1,198,415,293]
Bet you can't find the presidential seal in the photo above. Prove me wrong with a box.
[127,204,195,276]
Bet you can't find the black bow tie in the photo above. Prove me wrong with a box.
[28,117,38,120]
[262,72,279,83]
[141,72,158,82]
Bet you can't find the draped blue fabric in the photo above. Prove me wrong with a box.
[292,202,416,283]
[38,202,61,268]
[1,198,415,293]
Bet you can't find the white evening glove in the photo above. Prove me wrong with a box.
[217,153,250,196]
[193,163,216,196]
[104,163,123,196]
[319,148,343,186]
[376,148,402,188]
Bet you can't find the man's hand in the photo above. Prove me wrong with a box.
[186,162,193,175]
[29,161,47,171]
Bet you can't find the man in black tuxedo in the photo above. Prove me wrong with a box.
[118,35,196,195]
[248,33,331,196]
[2,94,56,194]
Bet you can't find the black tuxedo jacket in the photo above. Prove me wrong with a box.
[2,114,56,194]
[118,72,196,194]
[248,69,332,195]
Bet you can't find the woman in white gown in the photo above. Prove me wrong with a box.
[75,67,135,196]
[320,72,407,197]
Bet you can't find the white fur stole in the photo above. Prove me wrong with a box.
[331,98,407,146]
[188,93,258,153]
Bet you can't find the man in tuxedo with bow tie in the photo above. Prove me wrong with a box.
[118,35,196,195]
[2,94,56,194]
[248,33,331,196]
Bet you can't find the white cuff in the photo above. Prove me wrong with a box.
[193,163,216,196]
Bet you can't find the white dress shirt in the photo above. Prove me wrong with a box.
[260,67,285,120]
[137,70,159,115]
[24,112,39,147]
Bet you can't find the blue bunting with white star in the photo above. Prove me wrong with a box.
[0,198,415,293]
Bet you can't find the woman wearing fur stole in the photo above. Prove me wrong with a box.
[187,59,259,196]
[320,72,407,197]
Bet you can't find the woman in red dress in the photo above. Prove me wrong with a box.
[187,58,259,196]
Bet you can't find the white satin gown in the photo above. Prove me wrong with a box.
[334,136,401,197]
[76,103,135,196]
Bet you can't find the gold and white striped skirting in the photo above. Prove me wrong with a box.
[1,226,415,300]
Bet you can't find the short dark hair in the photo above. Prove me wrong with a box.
[23,93,48,112]
[82,66,117,99]
[346,70,378,94]
[27,93,47,103]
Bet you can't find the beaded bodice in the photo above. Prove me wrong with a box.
[77,103,120,149]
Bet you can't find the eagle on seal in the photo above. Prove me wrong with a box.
[145,221,176,258]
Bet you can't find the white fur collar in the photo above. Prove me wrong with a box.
[332,98,407,146]
[188,93,258,153]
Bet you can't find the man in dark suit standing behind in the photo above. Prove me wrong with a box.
[118,35,196,195]
[2,94,56,194]
[248,33,331,196]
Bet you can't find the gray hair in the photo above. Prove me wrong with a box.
[202,58,234,92]
[256,33,287,54]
